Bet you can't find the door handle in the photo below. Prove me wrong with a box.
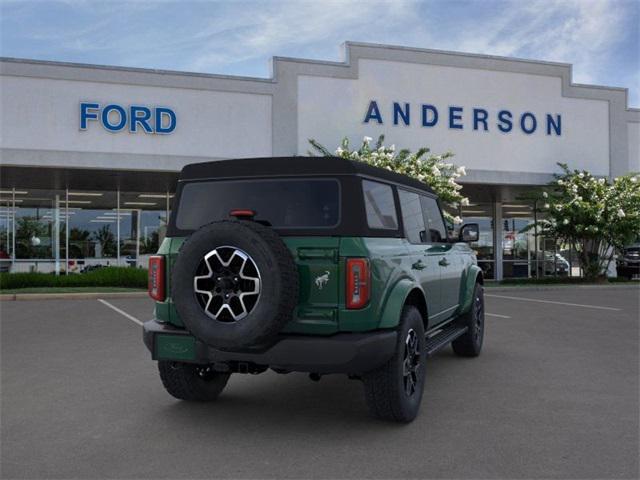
[412,260,426,271]
[438,257,450,267]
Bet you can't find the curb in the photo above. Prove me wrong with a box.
[485,283,639,292]
[0,291,148,301]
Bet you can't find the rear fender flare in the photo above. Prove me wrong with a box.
[378,278,425,329]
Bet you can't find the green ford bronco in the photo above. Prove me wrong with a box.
[143,156,484,422]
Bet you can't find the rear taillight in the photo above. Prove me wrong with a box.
[346,258,370,309]
[148,255,165,301]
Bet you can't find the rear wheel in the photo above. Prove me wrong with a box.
[362,306,426,422]
[452,282,484,357]
[158,361,230,401]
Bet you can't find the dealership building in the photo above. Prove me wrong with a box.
[1,42,638,279]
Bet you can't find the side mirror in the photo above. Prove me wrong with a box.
[459,223,479,242]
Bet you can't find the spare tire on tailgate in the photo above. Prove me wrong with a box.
[172,220,299,349]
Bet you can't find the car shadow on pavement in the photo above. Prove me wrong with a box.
[148,353,460,434]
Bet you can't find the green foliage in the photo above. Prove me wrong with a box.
[535,163,640,280]
[0,267,148,290]
[93,225,116,257]
[308,135,468,223]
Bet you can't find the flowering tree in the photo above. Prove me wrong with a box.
[536,163,640,280]
[308,135,469,224]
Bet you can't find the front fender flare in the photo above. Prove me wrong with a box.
[378,278,424,329]
[459,264,483,314]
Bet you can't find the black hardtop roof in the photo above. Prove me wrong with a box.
[179,156,435,195]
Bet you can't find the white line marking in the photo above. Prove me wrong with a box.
[97,299,144,326]
[485,294,621,311]
[486,313,511,318]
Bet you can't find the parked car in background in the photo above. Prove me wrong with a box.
[0,249,11,273]
[617,241,640,280]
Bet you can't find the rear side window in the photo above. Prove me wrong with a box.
[362,180,398,230]
[175,178,340,230]
[398,189,426,243]
[420,196,447,242]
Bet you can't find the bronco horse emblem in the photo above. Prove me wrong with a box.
[315,271,330,290]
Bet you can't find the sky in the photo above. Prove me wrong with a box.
[1,0,639,106]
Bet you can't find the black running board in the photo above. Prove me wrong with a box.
[424,324,468,357]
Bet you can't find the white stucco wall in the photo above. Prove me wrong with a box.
[0,75,272,169]
[297,59,611,177]
[628,122,640,173]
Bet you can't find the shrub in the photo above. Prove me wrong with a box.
[534,164,640,281]
[0,267,148,290]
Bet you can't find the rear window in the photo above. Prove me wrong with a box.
[175,178,340,230]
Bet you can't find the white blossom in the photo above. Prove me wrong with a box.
[557,179,564,185]
[456,166,467,176]
[542,191,548,198]
[335,147,343,155]
[389,144,395,152]
[563,219,569,225]
[363,136,372,144]
[544,203,550,209]
[453,216,463,225]
[618,208,626,218]
[460,198,470,206]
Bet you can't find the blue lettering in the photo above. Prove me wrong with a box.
[393,102,410,126]
[130,105,153,133]
[520,112,537,134]
[364,100,383,124]
[421,104,438,127]
[546,114,561,136]
[497,110,513,133]
[449,106,463,129]
[80,102,99,130]
[155,107,176,134]
[101,104,127,132]
[473,108,488,131]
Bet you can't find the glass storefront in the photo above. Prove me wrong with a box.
[459,203,495,280]
[0,184,578,279]
[0,188,170,273]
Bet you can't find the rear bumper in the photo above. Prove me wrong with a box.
[143,319,397,375]
[617,263,640,276]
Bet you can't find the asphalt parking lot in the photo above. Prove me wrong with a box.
[1,286,638,479]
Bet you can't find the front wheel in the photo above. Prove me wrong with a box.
[452,282,484,357]
[362,306,426,422]
[158,361,230,401]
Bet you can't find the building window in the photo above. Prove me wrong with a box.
[0,188,171,273]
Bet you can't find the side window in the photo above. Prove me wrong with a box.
[398,189,427,243]
[362,180,398,230]
[420,196,447,243]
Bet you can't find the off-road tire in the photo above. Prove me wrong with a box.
[158,361,230,401]
[452,282,484,357]
[362,306,426,423]
[172,220,299,349]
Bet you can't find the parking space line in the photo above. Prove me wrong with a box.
[485,294,621,311]
[486,313,511,318]
[97,299,143,326]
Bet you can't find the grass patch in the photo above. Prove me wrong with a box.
[0,267,148,290]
